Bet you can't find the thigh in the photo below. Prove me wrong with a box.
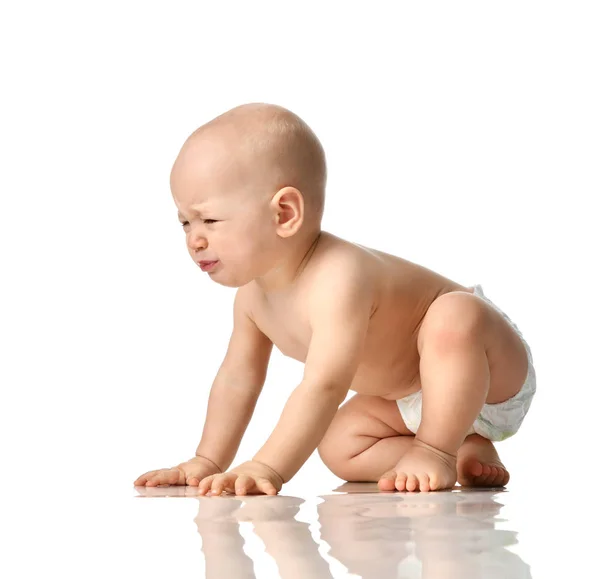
[322,392,413,442]
[417,290,529,404]
[318,393,413,468]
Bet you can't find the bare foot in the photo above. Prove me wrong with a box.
[456,434,510,487]
[377,438,457,492]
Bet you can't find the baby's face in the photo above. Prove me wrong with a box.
[171,135,281,287]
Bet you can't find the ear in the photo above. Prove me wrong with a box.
[270,187,304,238]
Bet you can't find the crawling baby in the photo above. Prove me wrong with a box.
[134,103,536,495]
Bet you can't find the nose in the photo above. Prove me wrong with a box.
[188,230,207,252]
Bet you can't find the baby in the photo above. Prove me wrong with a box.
[134,103,536,495]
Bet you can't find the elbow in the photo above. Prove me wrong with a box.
[301,378,350,403]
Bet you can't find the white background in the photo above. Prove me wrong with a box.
[1,1,599,577]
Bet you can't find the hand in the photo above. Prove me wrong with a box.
[198,460,284,496]
[134,455,222,487]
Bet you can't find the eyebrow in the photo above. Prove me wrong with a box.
[177,205,209,220]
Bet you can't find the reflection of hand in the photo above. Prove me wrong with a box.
[198,460,284,496]
[194,496,245,524]
[235,495,304,522]
[133,456,221,487]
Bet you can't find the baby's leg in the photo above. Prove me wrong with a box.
[318,394,415,482]
[384,291,525,491]
[319,392,510,488]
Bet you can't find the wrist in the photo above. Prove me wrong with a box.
[250,459,285,487]
[193,454,223,473]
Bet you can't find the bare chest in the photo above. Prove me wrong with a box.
[248,234,472,401]
[252,286,447,400]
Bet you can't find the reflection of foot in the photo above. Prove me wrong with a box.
[377,439,457,492]
[457,435,510,487]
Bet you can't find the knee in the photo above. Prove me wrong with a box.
[419,293,488,353]
[318,447,357,481]
[318,425,357,481]
[318,432,346,477]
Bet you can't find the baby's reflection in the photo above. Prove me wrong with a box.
[196,494,332,579]
[319,484,531,578]
[134,485,530,579]
[135,486,331,578]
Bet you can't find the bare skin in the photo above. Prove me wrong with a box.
[135,103,527,494]
[240,231,524,490]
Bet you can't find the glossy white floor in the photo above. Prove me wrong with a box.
[132,483,530,579]
[4,472,593,579]
[122,483,593,579]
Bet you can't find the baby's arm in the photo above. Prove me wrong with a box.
[196,287,273,472]
[134,286,273,487]
[194,286,274,471]
[252,257,374,483]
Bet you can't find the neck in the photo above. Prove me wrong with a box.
[254,230,323,295]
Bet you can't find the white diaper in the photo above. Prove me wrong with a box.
[396,284,536,442]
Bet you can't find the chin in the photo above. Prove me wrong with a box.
[209,272,251,289]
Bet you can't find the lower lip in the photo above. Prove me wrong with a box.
[199,260,219,272]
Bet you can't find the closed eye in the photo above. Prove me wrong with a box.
[180,219,218,227]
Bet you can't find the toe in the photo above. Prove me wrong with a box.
[480,466,496,485]
[475,464,509,487]
[418,473,430,492]
[475,471,496,486]
[457,460,475,487]
[471,465,493,485]
[490,466,500,484]
[494,466,509,487]
[378,471,398,491]
[405,474,418,492]
[468,460,484,478]
[458,460,492,487]
[395,472,408,492]
[484,466,501,487]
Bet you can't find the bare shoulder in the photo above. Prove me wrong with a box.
[311,237,372,283]
[306,233,379,318]
[233,281,264,324]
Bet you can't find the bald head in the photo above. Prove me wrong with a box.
[177,103,327,228]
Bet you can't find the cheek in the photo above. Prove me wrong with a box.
[228,227,272,267]
[222,235,255,262]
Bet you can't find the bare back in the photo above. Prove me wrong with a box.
[248,231,474,400]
